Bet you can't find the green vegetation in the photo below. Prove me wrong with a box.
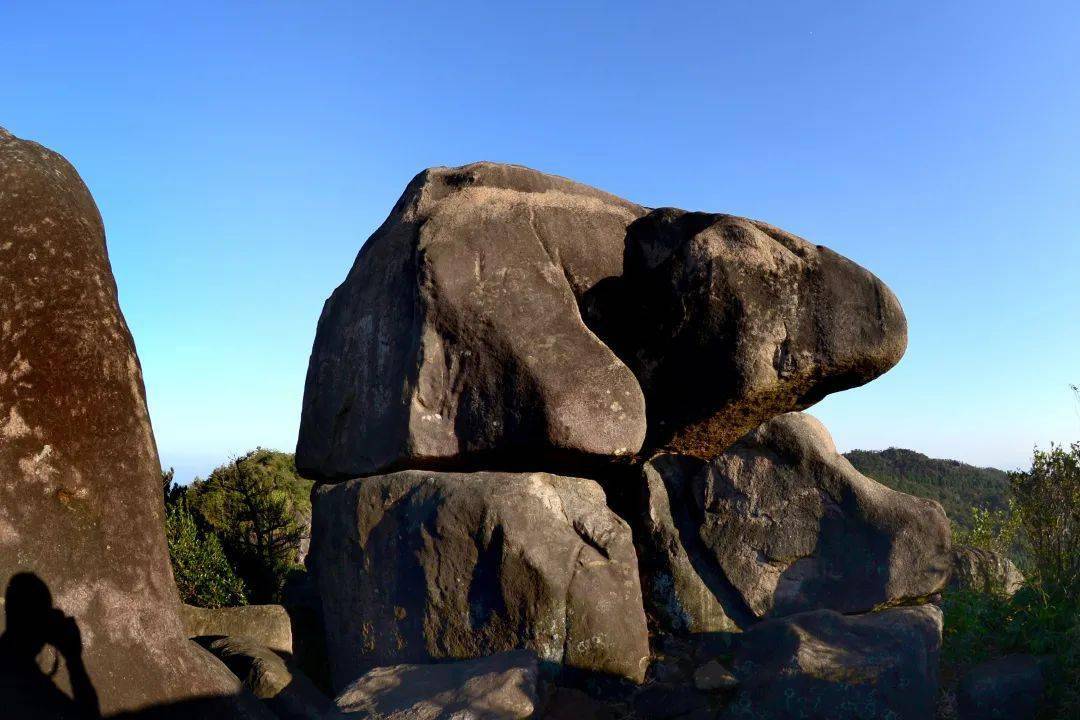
[162,450,313,605]
[938,443,1080,719]
[163,471,247,608]
[844,447,1010,531]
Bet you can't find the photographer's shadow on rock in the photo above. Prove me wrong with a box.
[0,572,101,719]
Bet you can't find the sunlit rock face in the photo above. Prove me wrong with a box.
[589,208,909,458]
[296,163,649,480]
[296,163,907,480]
[0,127,268,718]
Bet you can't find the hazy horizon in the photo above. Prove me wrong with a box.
[5,2,1078,483]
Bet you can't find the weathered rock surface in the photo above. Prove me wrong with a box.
[949,545,1025,597]
[957,654,1044,720]
[594,208,908,456]
[297,163,648,479]
[334,650,538,720]
[197,636,336,720]
[0,127,266,717]
[720,605,943,720]
[310,470,650,688]
[639,412,951,632]
[181,603,294,656]
[298,163,908,478]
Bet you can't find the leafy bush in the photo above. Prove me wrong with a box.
[941,442,1080,719]
[184,449,312,603]
[165,499,247,608]
[1009,443,1080,597]
[952,500,1020,557]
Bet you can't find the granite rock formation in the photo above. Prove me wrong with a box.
[949,545,1025,597]
[334,650,538,720]
[0,127,267,718]
[720,605,944,720]
[309,470,650,688]
[297,163,907,478]
[639,412,952,632]
[297,163,649,479]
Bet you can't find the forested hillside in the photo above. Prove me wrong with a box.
[844,448,1010,530]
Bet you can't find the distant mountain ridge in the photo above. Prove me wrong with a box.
[843,448,1010,531]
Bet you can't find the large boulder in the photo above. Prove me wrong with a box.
[720,605,943,720]
[593,208,908,456]
[334,650,538,720]
[957,654,1044,720]
[297,163,908,479]
[181,603,294,656]
[949,545,1025,597]
[297,163,648,479]
[309,470,650,688]
[0,127,267,717]
[639,413,951,632]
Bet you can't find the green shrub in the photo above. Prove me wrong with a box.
[165,500,247,608]
[1009,443,1080,598]
[185,449,311,603]
[952,500,1021,558]
[942,442,1080,719]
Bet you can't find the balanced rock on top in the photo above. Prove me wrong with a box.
[297,163,649,479]
[297,162,908,478]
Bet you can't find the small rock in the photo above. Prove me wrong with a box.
[949,546,1025,597]
[197,636,334,720]
[957,654,1044,720]
[334,650,538,720]
[693,660,738,692]
[181,603,293,655]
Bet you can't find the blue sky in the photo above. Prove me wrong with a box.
[4,2,1078,481]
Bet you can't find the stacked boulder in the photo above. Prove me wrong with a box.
[298,162,952,718]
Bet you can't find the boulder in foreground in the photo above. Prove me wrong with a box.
[957,654,1044,720]
[720,605,943,720]
[310,470,650,687]
[334,650,538,720]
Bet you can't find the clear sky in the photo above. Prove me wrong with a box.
[4,2,1079,481]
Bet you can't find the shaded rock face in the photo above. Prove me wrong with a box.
[949,545,1025,597]
[639,413,951,632]
[334,650,538,720]
[297,163,649,479]
[181,604,294,656]
[309,470,650,688]
[297,163,907,479]
[0,128,264,717]
[590,209,908,456]
[957,654,1044,720]
[720,605,943,720]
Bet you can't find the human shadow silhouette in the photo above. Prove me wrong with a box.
[0,572,101,719]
